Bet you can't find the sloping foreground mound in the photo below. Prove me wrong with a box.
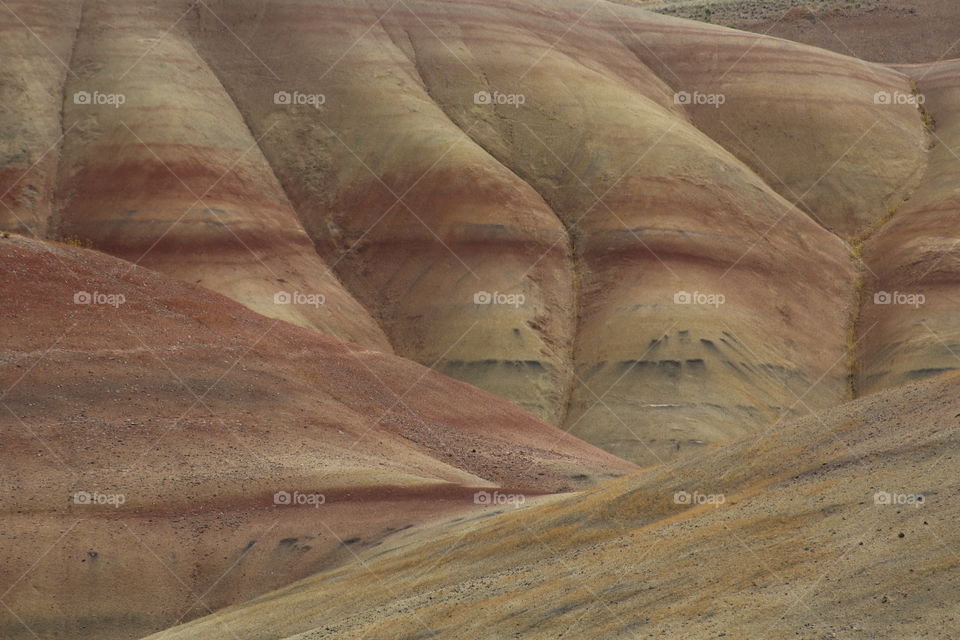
[0,235,634,640]
[150,371,960,639]
[1,0,939,465]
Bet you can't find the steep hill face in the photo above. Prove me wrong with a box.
[190,0,899,463]
[145,371,960,640]
[0,0,81,237]
[857,60,960,394]
[53,0,392,349]
[0,235,633,640]
[0,0,944,466]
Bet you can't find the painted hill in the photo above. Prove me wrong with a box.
[4,0,944,466]
[0,234,633,640]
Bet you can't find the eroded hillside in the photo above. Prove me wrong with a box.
[3,0,946,466]
[0,235,633,640]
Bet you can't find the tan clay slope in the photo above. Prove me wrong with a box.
[857,60,960,395]
[0,0,82,237]
[0,235,634,640]
[148,371,960,640]
[612,4,929,238]
[0,0,390,350]
[188,0,931,463]
[0,0,932,463]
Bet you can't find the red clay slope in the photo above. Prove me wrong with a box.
[0,234,634,640]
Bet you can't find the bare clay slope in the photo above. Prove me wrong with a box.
[0,0,938,464]
[189,0,934,464]
[0,235,633,640]
[148,371,960,640]
[0,0,81,236]
[52,0,391,350]
[857,60,960,394]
